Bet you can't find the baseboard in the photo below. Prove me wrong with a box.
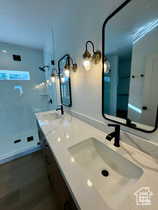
[0,145,41,165]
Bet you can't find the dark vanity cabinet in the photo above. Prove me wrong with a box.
[38,128,78,210]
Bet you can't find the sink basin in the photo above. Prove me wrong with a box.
[68,138,143,209]
[42,112,60,121]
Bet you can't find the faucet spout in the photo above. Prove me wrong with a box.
[56,105,64,115]
[106,124,120,147]
[106,131,116,141]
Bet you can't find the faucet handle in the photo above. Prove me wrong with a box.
[108,124,120,136]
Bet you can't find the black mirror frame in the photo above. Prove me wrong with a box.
[102,0,158,133]
[58,54,72,107]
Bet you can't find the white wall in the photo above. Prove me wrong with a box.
[43,49,58,108]
[0,42,50,161]
[129,27,158,127]
[44,0,124,118]
[44,0,158,142]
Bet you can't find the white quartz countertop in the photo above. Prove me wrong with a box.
[36,111,158,210]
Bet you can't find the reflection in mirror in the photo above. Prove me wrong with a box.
[60,75,72,106]
[58,55,72,107]
[103,0,158,132]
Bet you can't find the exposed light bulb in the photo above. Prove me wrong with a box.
[61,76,65,83]
[51,72,56,83]
[64,69,70,77]
[83,48,92,71]
[51,76,55,83]
[104,59,110,73]
[83,59,92,71]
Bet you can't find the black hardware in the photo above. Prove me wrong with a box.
[27,136,34,142]
[101,170,109,177]
[106,124,120,147]
[126,118,136,128]
[39,67,45,72]
[85,41,95,54]
[140,74,144,77]
[49,98,53,104]
[39,65,49,72]
[142,106,148,110]
[14,139,21,144]
[13,54,21,61]
[56,105,64,115]
[132,75,135,78]
[102,0,158,133]
[51,60,55,65]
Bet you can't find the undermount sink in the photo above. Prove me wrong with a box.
[38,112,61,126]
[42,112,60,121]
[68,138,143,209]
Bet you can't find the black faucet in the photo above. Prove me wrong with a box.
[56,105,64,115]
[106,124,120,147]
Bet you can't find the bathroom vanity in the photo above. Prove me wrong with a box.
[36,111,158,210]
[38,120,78,210]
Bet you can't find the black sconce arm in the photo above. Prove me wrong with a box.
[85,41,95,54]
[57,54,70,75]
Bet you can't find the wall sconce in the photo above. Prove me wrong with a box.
[58,54,77,78]
[64,56,77,77]
[64,57,71,77]
[82,41,101,71]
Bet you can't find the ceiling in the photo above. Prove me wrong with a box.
[0,0,68,49]
[1,0,157,53]
[0,0,125,51]
[104,0,158,58]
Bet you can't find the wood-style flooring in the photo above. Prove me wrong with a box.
[0,150,58,210]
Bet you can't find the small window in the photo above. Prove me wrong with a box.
[0,70,30,80]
